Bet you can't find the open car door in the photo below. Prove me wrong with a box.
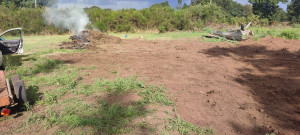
[0,28,23,54]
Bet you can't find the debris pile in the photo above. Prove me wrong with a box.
[59,30,122,49]
[205,22,254,41]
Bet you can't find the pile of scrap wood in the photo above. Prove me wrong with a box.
[205,22,254,41]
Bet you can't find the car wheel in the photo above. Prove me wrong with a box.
[12,75,28,104]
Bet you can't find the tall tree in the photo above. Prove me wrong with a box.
[287,0,300,23]
[182,3,189,9]
[177,0,182,9]
[249,0,288,22]
[214,0,244,17]
[191,0,210,5]
[243,4,253,17]
[0,0,57,8]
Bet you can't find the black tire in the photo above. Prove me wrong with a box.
[12,75,28,104]
[241,24,245,31]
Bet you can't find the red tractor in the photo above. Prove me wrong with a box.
[0,28,27,116]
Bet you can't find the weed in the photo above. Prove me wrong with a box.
[25,112,45,126]
[88,65,96,70]
[138,85,173,106]
[139,122,148,129]
[110,70,118,74]
[167,116,214,135]
[104,77,143,94]
[23,102,33,111]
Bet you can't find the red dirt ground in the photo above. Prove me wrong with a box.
[52,36,300,135]
[1,36,299,135]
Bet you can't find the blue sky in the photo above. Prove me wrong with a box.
[58,0,289,11]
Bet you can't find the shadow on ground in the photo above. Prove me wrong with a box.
[3,54,34,69]
[204,45,300,134]
[76,95,152,134]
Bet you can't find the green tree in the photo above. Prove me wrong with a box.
[182,3,189,9]
[191,0,210,5]
[249,0,288,22]
[287,0,300,23]
[243,4,253,17]
[177,0,182,9]
[0,0,57,8]
[214,0,244,17]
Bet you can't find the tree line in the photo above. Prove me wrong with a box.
[0,0,299,34]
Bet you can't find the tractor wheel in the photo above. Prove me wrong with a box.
[12,75,28,104]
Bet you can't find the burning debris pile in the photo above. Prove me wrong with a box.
[59,30,122,49]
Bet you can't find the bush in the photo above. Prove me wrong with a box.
[158,26,166,33]
[96,21,108,32]
[279,31,300,39]
[293,24,300,28]
[115,24,132,32]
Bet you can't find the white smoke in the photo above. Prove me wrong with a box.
[43,6,90,34]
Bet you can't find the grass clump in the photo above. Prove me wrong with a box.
[278,31,300,39]
[138,85,173,106]
[251,27,300,40]
[167,116,214,135]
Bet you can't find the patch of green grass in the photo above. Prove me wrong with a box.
[88,65,96,70]
[164,107,214,135]
[138,85,173,106]
[23,35,71,54]
[202,27,214,34]
[111,31,238,43]
[73,101,146,134]
[112,27,300,42]
[111,31,210,40]
[278,31,300,39]
[251,27,300,40]
[39,69,79,105]
[19,74,206,134]
[166,116,214,135]
[293,23,300,28]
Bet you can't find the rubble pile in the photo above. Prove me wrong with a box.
[59,30,122,49]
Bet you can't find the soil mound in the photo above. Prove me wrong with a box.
[59,30,122,49]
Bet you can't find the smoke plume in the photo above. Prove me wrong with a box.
[43,6,90,34]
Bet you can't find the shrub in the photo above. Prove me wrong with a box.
[115,24,132,32]
[293,24,300,28]
[96,21,108,32]
[279,31,300,39]
[158,26,166,33]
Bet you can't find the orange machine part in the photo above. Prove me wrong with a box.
[0,70,10,107]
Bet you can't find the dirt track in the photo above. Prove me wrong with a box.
[51,37,300,135]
